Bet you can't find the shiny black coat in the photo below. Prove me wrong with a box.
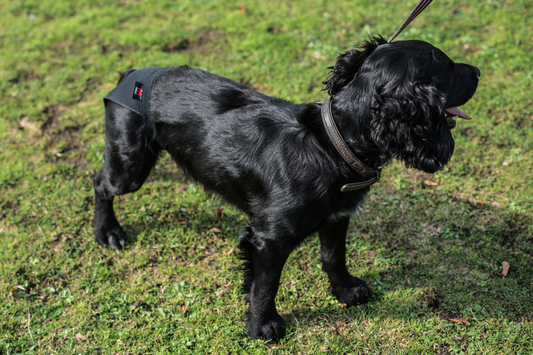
[93,36,479,342]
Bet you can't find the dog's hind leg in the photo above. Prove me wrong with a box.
[93,103,160,249]
[238,226,293,342]
[319,217,371,306]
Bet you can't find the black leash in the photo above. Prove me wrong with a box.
[388,0,433,42]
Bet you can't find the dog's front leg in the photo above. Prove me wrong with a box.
[319,217,371,306]
[239,228,292,342]
[93,169,126,249]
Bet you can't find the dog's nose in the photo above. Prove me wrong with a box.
[473,66,481,77]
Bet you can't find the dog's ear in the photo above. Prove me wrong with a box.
[370,79,454,173]
[323,36,386,96]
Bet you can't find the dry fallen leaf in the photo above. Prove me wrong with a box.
[75,333,88,341]
[216,206,224,221]
[339,303,347,309]
[181,305,190,315]
[424,180,439,186]
[210,227,222,233]
[223,248,234,255]
[215,289,229,298]
[448,316,471,326]
[502,261,510,277]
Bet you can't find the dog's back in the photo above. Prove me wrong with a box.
[150,66,347,221]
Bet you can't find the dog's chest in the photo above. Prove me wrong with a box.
[327,190,368,221]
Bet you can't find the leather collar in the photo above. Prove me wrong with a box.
[321,96,381,192]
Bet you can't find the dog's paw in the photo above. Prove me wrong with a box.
[94,222,126,250]
[245,312,286,342]
[330,277,371,306]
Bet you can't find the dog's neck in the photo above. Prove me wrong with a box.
[328,92,391,170]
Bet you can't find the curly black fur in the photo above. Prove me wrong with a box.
[324,36,387,96]
[93,36,479,342]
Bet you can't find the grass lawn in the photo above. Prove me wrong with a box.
[1,0,532,353]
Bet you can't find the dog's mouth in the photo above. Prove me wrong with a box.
[444,107,472,129]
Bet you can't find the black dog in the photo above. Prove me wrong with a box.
[93,36,479,342]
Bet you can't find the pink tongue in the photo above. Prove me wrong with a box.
[444,107,472,120]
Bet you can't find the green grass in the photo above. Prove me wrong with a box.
[1,0,532,353]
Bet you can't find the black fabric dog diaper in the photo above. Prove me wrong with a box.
[104,66,166,141]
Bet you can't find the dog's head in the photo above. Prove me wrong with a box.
[324,36,480,173]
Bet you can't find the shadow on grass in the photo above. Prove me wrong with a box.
[284,194,532,328]
[79,154,533,337]
[114,177,532,323]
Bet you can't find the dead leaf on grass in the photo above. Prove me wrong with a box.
[18,116,40,132]
[181,305,190,315]
[502,261,510,277]
[448,316,471,326]
[209,227,222,233]
[424,180,439,186]
[215,289,229,298]
[339,303,347,309]
[223,248,234,255]
[75,333,88,341]
[7,285,26,298]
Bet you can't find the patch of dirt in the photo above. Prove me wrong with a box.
[0,199,18,220]
[515,115,533,129]
[8,69,43,84]
[423,289,442,310]
[40,104,69,133]
[38,103,90,169]
[161,31,225,55]
[162,38,190,53]
[494,214,527,247]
